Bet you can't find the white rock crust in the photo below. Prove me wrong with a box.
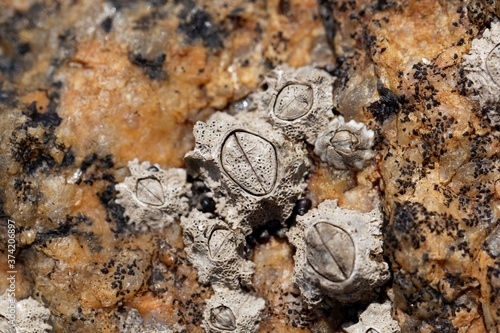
[314,116,375,170]
[251,65,336,144]
[185,112,310,232]
[463,22,500,126]
[342,300,401,333]
[180,210,255,289]
[116,159,190,231]
[288,200,390,304]
[0,290,52,333]
[118,308,186,333]
[202,286,265,333]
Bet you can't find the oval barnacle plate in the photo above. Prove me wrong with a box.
[208,228,237,261]
[220,131,277,196]
[305,222,355,282]
[135,177,165,206]
[273,83,313,121]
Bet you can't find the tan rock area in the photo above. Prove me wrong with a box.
[0,0,498,332]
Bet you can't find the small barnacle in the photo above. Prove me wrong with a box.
[185,112,310,231]
[288,200,390,304]
[314,116,375,170]
[0,290,52,333]
[180,210,255,289]
[251,65,336,144]
[342,300,401,333]
[202,286,265,333]
[116,158,190,231]
[463,22,500,126]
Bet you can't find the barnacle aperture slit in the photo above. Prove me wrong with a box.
[135,176,165,206]
[220,131,277,196]
[305,222,355,282]
[329,130,359,155]
[273,83,313,120]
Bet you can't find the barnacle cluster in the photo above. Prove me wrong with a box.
[463,22,500,126]
[116,65,388,332]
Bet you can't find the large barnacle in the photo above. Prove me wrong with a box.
[115,159,190,231]
[202,286,265,333]
[180,210,255,289]
[463,22,500,126]
[184,112,310,232]
[314,116,376,170]
[251,65,336,144]
[288,200,389,304]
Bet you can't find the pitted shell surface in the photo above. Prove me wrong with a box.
[306,222,355,282]
[486,43,500,85]
[221,131,277,196]
[274,84,313,120]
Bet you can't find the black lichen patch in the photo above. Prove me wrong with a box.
[23,99,62,129]
[367,81,401,123]
[34,213,93,245]
[177,8,224,49]
[99,184,128,234]
[128,52,167,80]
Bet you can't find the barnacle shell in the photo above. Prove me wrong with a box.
[342,300,401,333]
[202,286,265,333]
[0,290,52,333]
[314,116,375,170]
[180,210,255,289]
[115,159,190,231]
[463,22,500,126]
[288,200,389,304]
[251,65,336,144]
[185,112,310,232]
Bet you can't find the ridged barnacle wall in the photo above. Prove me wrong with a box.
[184,111,310,233]
[288,200,390,304]
[250,65,336,145]
[115,159,191,231]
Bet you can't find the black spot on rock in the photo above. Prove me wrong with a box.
[101,17,113,33]
[128,52,167,80]
[178,9,223,49]
[367,81,400,123]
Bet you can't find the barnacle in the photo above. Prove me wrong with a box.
[342,300,400,333]
[314,116,376,170]
[0,291,52,333]
[184,112,310,232]
[202,286,265,333]
[463,22,500,126]
[115,159,190,231]
[251,65,336,144]
[288,200,389,304]
[180,210,255,289]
